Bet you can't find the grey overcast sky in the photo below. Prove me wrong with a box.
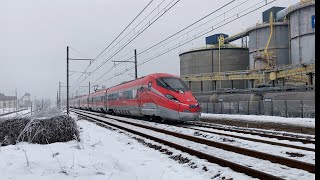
[0,0,298,101]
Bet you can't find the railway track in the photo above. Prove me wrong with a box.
[187,122,315,144]
[71,109,315,179]
[185,126,314,152]
[0,108,28,117]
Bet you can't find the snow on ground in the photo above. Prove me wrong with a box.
[201,113,315,128]
[94,112,315,163]
[0,116,238,180]
[0,108,17,115]
[0,108,30,118]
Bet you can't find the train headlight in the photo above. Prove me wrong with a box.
[189,103,199,108]
[165,94,179,102]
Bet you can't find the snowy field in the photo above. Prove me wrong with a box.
[0,108,16,115]
[0,115,246,180]
[201,113,315,128]
[72,110,315,179]
[0,108,30,118]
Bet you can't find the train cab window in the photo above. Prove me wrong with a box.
[156,77,189,92]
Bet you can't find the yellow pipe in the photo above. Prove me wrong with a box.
[264,12,274,68]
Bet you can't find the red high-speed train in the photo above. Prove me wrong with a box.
[70,73,201,121]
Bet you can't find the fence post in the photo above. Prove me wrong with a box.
[238,102,240,114]
[285,99,287,117]
[229,102,232,114]
[220,102,223,114]
[301,100,304,118]
[271,100,273,116]
[206,102,209,113]
[247,101,250,115]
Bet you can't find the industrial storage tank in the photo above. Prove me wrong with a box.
[247,22,289,70]
[286,1,315,65]
[179,47,249,92]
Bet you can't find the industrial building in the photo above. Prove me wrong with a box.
[179,0,315,118]
[0,93,17,109]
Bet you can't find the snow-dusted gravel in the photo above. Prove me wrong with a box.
[93,112,315,164]
[77,111,314,180]
[0,113,250,180]
[201,113,315,128]
[0,109,30,119]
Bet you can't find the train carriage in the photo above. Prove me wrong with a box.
[74,73,201,122]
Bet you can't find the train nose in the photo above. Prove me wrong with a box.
[178,109,201,121]
[178,102,201,121]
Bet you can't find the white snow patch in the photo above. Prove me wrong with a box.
[201,113,315,128]
[0,119,222,180]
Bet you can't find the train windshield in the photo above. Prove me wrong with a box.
[156,77,189,92]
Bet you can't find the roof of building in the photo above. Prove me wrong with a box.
[0,93,17,101]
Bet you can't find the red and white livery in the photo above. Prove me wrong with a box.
[70,73,201,121]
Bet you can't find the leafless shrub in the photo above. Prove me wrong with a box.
[0,108,79,146]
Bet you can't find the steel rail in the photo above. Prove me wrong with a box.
[72,109,315,173]
[187,127,315,152]
[189,122,315,144]
[72,110,283,180]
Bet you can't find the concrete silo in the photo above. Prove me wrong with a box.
[179,46,249,92]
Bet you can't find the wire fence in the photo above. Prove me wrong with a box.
[200,100,315,118]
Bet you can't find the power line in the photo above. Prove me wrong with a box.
[96,0,167,62]
[93,0,155,61]
[70,0,154,89]
[72,0,182,91]
[95,0,277,86]
[90,0,245,86]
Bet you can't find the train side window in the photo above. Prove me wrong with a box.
[125,90,133,99]
[133,89,138,99]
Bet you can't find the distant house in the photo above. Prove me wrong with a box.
[0,93,17,108]
[19,93,31,108]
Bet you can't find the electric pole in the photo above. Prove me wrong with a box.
[59,81,61,109]
[67,46,69,114]
[134,49,138,79]
[66,46,94,115]
[112,49,138,79]
[56,91,59,108]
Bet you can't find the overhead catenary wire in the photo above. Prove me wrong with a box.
[95,0,277,86]
[72,0,182,91]
[96,0,167,62]
[90,0,248,86]
[70,0,155,90]
[93,0,155,61]
[89,0,239,85]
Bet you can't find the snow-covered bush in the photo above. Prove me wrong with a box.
[0,108,79,146]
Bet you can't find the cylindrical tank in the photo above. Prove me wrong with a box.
[286,1,315,65]
[247,22,289,70]
[180,47,249,92]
